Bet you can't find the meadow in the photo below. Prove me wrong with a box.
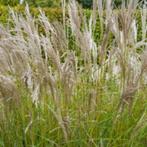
[0,0,147,146]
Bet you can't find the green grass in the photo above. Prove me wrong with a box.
[0,80,147,147]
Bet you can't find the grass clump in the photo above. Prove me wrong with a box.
[0,0,147,146]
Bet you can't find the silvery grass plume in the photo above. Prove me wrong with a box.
[141,1,147,40]
[68,0,114,82]
[68,0,99,82]
[68,0,93,66]
[68,0,147,115]
[108,0,147,115]
[0,5,77,141]
[140,1,147,83]
[0,75,19,104]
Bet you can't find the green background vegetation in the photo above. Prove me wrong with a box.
[0,0,124,7]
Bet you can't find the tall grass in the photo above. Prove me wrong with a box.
[0,0,147,146]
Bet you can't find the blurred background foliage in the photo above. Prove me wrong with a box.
[0,0,131,8]
[0,0,61,7]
